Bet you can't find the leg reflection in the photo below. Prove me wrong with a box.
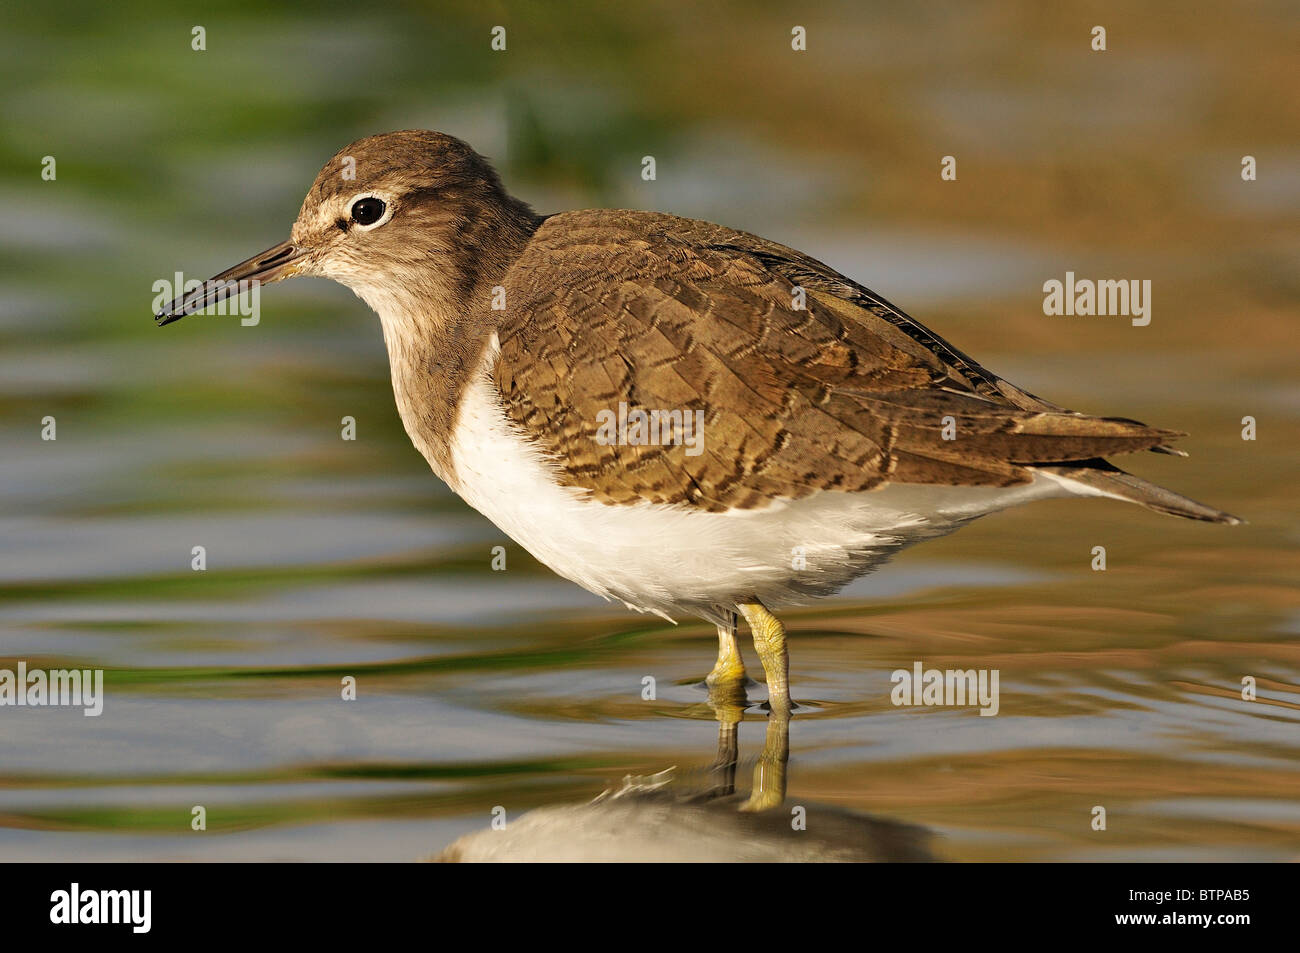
[704,679,790,811]
[706,679,745,798]
[740,705,789,812]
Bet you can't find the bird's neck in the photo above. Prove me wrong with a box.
[362,196,541,489]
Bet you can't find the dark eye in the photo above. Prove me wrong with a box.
[350,197,387,226]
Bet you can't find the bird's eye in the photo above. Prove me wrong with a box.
[350,197,387,226]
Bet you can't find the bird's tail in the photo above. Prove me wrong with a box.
[1038,460,1243,525]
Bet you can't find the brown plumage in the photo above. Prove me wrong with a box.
[494,209,1206,513]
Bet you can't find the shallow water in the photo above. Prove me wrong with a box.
[1,2,1297,861]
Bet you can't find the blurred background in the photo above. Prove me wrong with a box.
[1,0,1296,860]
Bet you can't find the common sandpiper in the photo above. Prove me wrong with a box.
[156,130,1240,725]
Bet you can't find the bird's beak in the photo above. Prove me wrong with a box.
[154,239,307,326]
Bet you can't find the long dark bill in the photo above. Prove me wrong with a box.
[154,240,305,326]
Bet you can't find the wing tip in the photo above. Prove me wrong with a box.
[1041,464,1243,525]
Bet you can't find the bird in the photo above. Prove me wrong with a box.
[155,129,1240,715]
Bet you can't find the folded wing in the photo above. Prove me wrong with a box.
[492,211,1190,514]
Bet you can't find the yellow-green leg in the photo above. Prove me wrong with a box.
[737,601,790,714]
[704,612,746,796]
[736,600,790,810]
[705,611,746,694]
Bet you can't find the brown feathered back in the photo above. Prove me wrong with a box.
[493,210,1181,512]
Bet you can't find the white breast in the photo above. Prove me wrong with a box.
[447,338,1079,624]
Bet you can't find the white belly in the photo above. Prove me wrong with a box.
[447,341,1080,624]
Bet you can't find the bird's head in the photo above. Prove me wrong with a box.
[155,130,538,326]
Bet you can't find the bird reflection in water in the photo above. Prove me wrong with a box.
[436,680,935,862]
